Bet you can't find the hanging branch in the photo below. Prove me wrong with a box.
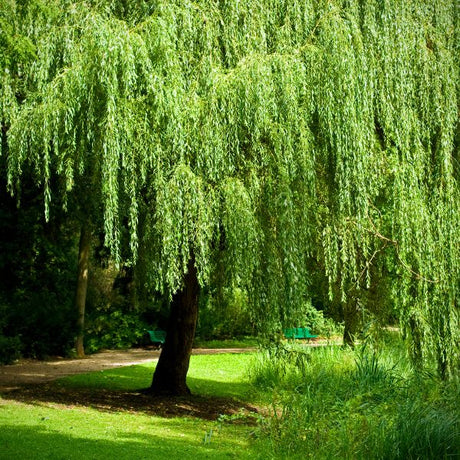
[365,216,438,284]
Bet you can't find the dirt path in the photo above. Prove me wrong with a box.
[0,347,254,391]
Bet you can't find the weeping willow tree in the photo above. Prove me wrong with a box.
[1,0,458,393]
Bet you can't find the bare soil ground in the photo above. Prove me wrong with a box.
[0,348,161,390]
[0,348,259,421]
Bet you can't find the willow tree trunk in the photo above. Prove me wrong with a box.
[149,258,199,396]
[343,299,360,348]
[75,224,91,358]
[408,314,423,369]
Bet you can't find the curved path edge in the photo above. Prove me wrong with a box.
[0,347,255,391]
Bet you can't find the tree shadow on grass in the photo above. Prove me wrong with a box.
[0,380,260,422]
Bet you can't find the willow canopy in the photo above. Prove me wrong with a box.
[1,0,458,392]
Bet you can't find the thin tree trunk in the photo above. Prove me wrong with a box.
[75,223,91,358]
[149,257,199,396]
[408,314,423,369]
[343,299,359,348]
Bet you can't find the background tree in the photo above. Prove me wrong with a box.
[2,0,458,392]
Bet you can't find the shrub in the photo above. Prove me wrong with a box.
[0,335,22,364]
[196,287,254,340]
[301,304,343,337]
[85,310,148,353]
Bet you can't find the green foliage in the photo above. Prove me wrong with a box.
[0,333,21,364]
[353,348,396,389]
[2,0,459,376]
[197,287,254,340]
[378,400,460,460]
[0,176,78,358]
[83,260,150,352]
[10,290,77,358]
[84,310,147,353]
[296,301,342,337]
[249,342,460,459]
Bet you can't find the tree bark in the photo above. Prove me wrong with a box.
[408,314,423,369]
[343,299,360,348]
[149,257,200,396]
[75,223,91,358]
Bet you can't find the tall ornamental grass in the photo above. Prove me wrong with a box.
[250,340,459,459]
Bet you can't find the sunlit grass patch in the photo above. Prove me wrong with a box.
[57,352,256,400]
[193,337,259,349]
[0,399,257,459]
[0,353,261,459]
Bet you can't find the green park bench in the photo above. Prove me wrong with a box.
[283,327,318,340]
[146,329,167,347]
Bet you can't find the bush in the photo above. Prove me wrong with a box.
[8,290,77,359]
[300,302,343,337]
[85,310,148,353]
[0,193,78,359]
[196,287,254,340]
[0,335,22,364]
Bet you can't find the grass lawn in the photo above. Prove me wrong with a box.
[0,402,256,459]
[57,353,256,399]
[193,337,259,349]
[0,353,262,460]
[4,340,456,459]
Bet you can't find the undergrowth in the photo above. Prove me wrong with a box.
[249,338,459,459]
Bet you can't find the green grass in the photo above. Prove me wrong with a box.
[2,342,458,459]
[249,340,460,459]
[0,353,261,460]
[193,337,259,349]
[57,353,256,400]
[0,401,257,459]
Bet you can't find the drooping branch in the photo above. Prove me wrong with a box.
[3,0,458,378]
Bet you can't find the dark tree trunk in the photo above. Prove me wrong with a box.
[75,223,91,358]
[408,314,423,368]
[343,299,360,348]
[149,257,200,396]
